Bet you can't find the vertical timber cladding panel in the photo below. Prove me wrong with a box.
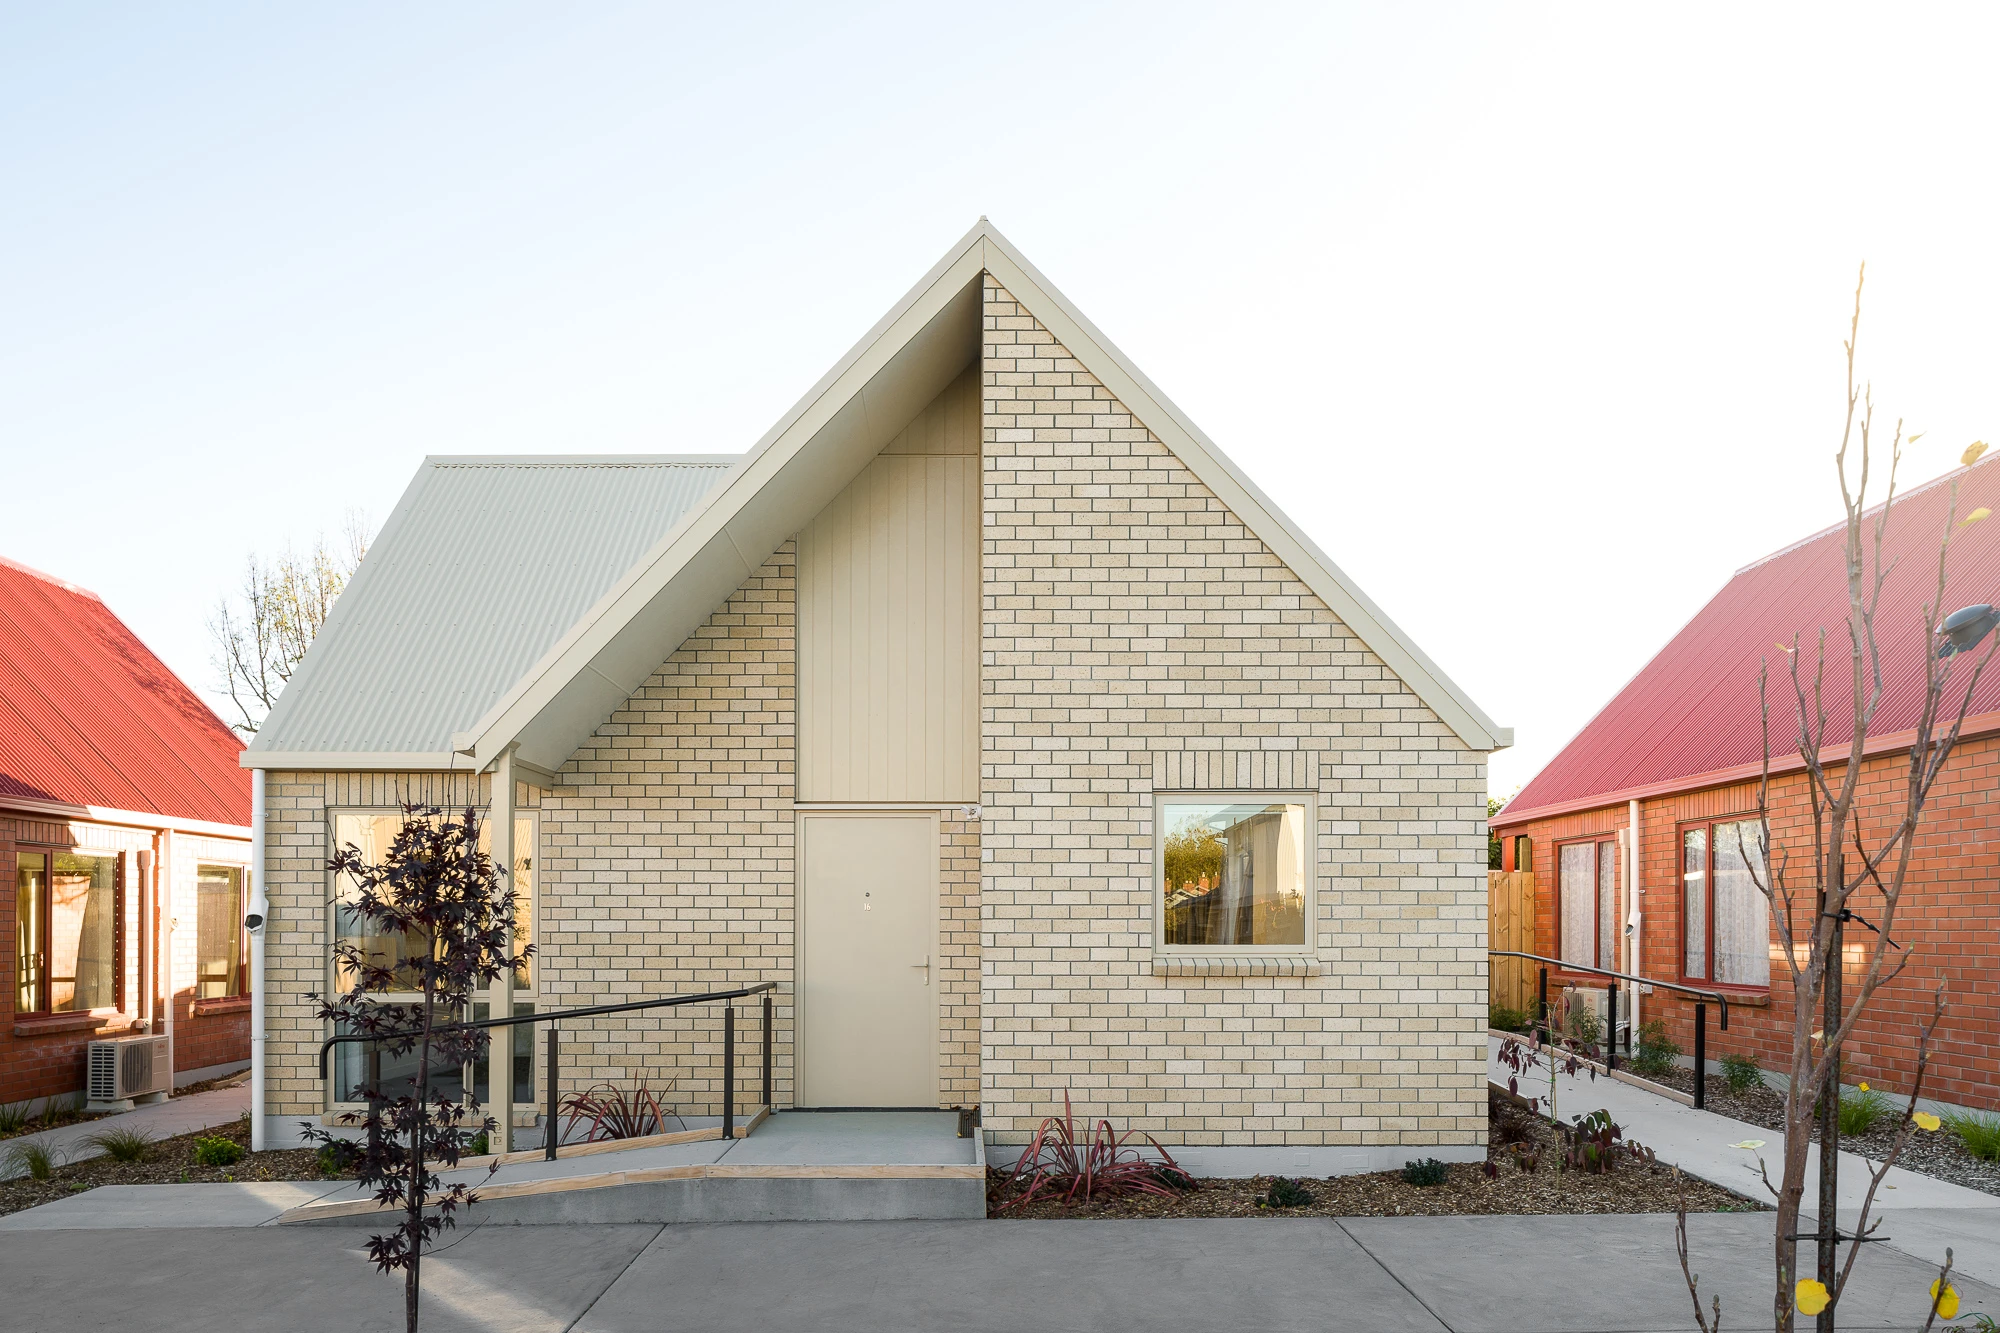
[1487,871,1535,1012]
[798,365,980,803]
[980,275,1490,1151]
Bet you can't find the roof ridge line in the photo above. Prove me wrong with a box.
[1735,454,1996,576]
[0,553,103,601]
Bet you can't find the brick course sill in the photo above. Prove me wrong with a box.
[13,1010,138,1039]
[1151,956,1323,977]
[193,995,252,1016]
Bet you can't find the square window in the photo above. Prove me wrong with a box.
[1157,796,1312,951]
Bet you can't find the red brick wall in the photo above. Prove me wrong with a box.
[1496,731,2000,1111]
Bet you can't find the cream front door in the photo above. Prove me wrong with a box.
[799,812,937,1107]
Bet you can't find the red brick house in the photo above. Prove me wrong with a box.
[1,555,253,1112]
[1492,457,2000,1112]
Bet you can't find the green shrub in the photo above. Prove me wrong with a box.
[1942,1109,2000,1163]
[82,1125,154,1163]
[192,1135,244,1167]
[1720,1054,1765,1095]
[316,1140,361,1177]
[4,1139,60,1182]
[1488,1004,1527,1033]
[1263,1176,1314,1207]
[1838,1086,1893,1136]
[465,1131,490,1157]
[1401,1158,1449,1187]
[1629,1020,1681,1079]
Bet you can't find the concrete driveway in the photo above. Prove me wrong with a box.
[2,1212,1995,1333]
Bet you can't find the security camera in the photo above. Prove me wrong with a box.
[244,912,265,931]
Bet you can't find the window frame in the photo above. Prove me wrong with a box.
[1553,834,1619,974]
[12,842,125,1018]
[193,861,250,1001]
[324,807,538,1110]
[1677,812,1772,993]
[1152,791,1317,956]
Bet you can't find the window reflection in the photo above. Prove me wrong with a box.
[1161,803,1307,947]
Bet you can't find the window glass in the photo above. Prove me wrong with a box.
[472,1000,535,1105]
[1713,820,1770,987]
[1558,842,1595,967]
[16,851,44,1013]
[333,1018,467,1104]
[333,812,433,991]
[48,852,117,1012]
[1683,828,1708,979]
[196,865,244,998]
[1598,841,1618,971]
[511,814,533,989]
[1161,802,1307,947]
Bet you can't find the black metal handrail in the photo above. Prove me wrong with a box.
[316,981,779,1160]
[1489,950,1730,1108]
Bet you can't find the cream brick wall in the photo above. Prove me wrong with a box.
[978,275,1489,1148]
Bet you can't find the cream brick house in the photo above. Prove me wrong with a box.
[242,221,1510,1175]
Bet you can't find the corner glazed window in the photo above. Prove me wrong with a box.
[1682,818,1770,989]
[1157,797,1311,950]
[14,849,121,1014]
[1557,838,1617,971]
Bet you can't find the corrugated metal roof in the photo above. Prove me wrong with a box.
[1499,455,2000,824]
[0,555,250,825]
[248,456,735,756]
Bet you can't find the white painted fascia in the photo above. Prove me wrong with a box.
[391,218,1509,769]
[239,751,468,772]
[972,226,1511,752]
[0,794,252,840]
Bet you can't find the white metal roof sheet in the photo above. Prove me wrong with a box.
[247,455,734,756]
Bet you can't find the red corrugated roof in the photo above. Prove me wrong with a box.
[0,555,249,827]
[1498,456,2000,826]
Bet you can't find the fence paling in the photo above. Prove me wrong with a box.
[1488,871,1536,1012]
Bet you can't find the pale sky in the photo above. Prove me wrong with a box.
[5,4,1997,796]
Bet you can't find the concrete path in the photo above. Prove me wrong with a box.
[1491,1035,1996,1211]
[2,1213,1996,1332]
[0,1080,250,1181]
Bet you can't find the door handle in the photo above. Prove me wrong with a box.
[912,957,930,986]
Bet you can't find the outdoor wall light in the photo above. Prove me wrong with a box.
[1940,604,1998,657]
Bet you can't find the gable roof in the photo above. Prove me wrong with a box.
[1495,455,2000,827]
[0,555,249,828]
[246,220,1509,774]
[247,456,734,764]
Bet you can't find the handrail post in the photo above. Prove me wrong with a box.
[1605,984,1618,1073]
[721,1004,735,1140]
[1537,967,1549,1043]
[545,1024,560,1162]
[762,991,773,1112]
[1693,1002,1707,1110]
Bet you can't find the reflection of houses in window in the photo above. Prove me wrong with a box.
[1162,804,1306,947]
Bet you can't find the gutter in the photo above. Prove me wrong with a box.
[248,770,268,1151]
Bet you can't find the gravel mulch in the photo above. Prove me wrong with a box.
[987,1092,1764,1219]
[1643,1066,2000,1197]
[0,1117,335,1218]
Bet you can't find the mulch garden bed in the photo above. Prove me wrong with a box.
[986,1091,1764,1219]
[1643,1066,2000,1198]
[0,1116,336,1218]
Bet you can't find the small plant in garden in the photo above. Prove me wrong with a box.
[1563,1108,1655,1176]
[466,1132,489,1157]
[1838,1084,1894,1136]
[1563,994,1603,1046]
[82,1125,155,1163]
[193,1135,244,1167]
[1401,1158,1448,1187]
[1262,1176,1314,1207]
[1629,1020,1682,1080]
[1151,1163,1197,1192]
[1942,1110,2000,1163]
[1720,1053,1765,1095]
[317,1139,363,1177]
[559,1080,672,1143]
[0,1101,28,1135]
[1001,1091,1193,1209]
[3,1139,60,1181]
[1489,1003,1527,1033]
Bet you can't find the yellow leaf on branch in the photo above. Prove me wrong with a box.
[1931,1279,1960,1320]
[1965,440,1989,466]
[1796,1280,1830,1316]
[1962,508,1991,526]
[1914,1111,1941,1132]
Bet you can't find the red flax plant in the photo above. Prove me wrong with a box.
[999,1092,1194,1209]
[1672,268,1995,1333]
[302,805,531,1333]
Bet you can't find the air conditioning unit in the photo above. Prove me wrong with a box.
[87,1034,170,1108]
[1560,986,1627,1052]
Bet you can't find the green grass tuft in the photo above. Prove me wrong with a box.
[4,1139,61,1182]
[1837,1086,1894,1136]
[82,1124,155,1163]
[1942,1109,2000,1163]
[1401,1158,1450,1187]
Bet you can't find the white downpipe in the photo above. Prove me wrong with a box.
[1627,797,1643,1040]
[249,769,268,1152]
